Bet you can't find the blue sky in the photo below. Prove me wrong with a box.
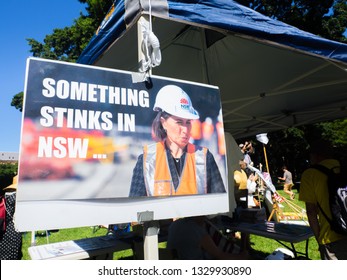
[0,1,87,152]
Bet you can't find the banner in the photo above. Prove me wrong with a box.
[15,58,228,230]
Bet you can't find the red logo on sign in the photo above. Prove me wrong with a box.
[180,98,189,105]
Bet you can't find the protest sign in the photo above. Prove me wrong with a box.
[15,58,228,230]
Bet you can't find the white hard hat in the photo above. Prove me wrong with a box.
[153,85,199,120]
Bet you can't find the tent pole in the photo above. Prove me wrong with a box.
[137,17,159,260]
[263,144,270,174]
[199,28,210,84]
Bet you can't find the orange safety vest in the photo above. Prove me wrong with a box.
[143,142,207,196]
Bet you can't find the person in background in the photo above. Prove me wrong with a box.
[129,84,226,197]
[167,216,248,260]
[233,160,261,251]
[0,175,23,260]
[299,139,347,260]
[234,160,259,208]
[239,141,254,177]
[278,166,295,200]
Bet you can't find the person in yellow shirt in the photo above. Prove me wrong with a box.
[299,139,347,259]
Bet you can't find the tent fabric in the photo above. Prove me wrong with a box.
[78,0,347,65]
[77,0,347,139]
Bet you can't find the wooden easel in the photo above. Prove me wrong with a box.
[267,193,308,224]
[267,196,283,222]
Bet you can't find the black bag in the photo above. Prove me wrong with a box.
[312,164,347,235]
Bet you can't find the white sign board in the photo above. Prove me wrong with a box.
[15,58,228,231]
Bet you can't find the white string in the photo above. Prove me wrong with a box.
[138,0,162,76]
[149,0,152,31]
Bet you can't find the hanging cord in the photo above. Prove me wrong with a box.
[139,0,162,76]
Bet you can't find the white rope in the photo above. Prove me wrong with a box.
[139,0,162,75]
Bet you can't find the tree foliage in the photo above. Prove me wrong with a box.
[318,119,347,146]
[26,0,113,62]
[247,127,310,179]
[244,119,347,181]
[0,163,18,191]
[235,0,347,42]
[79,0,115,25]
[11,0,347,111]
[26,17,95,62]
[10,91,23,112]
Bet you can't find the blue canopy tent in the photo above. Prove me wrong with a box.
[60,3,347,256]
[77,0,347,224]
[78,0,347,140]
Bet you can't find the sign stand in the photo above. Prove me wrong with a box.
[138,211,159,260]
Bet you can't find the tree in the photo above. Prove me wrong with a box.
[322,1,347,42]
[0,163,18,191]
[9,0,347,169]
[10,91,23,112]
[242,118,347,182]
[26,0,113,62]
[80,0,115,25]
[242,127,309,179]
[26,17,95,62]
[318,119,347,147]
[235,0,347,42]
[11,0,347,111]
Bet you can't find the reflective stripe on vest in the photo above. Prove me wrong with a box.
[143,142,207,196]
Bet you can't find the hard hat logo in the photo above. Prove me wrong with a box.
[180,103,190,111]
[154,85,200,120]
[180,98,189,105]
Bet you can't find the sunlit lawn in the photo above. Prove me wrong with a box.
[249,188,320,260]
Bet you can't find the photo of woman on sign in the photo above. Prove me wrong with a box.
[129,85,226,197]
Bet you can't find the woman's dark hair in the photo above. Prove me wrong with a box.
[152,111,171,141]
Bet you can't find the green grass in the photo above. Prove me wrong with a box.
[249,234,320,259]
[21,188,319,260]
[249,188,320,260]
[21,226,133,260]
